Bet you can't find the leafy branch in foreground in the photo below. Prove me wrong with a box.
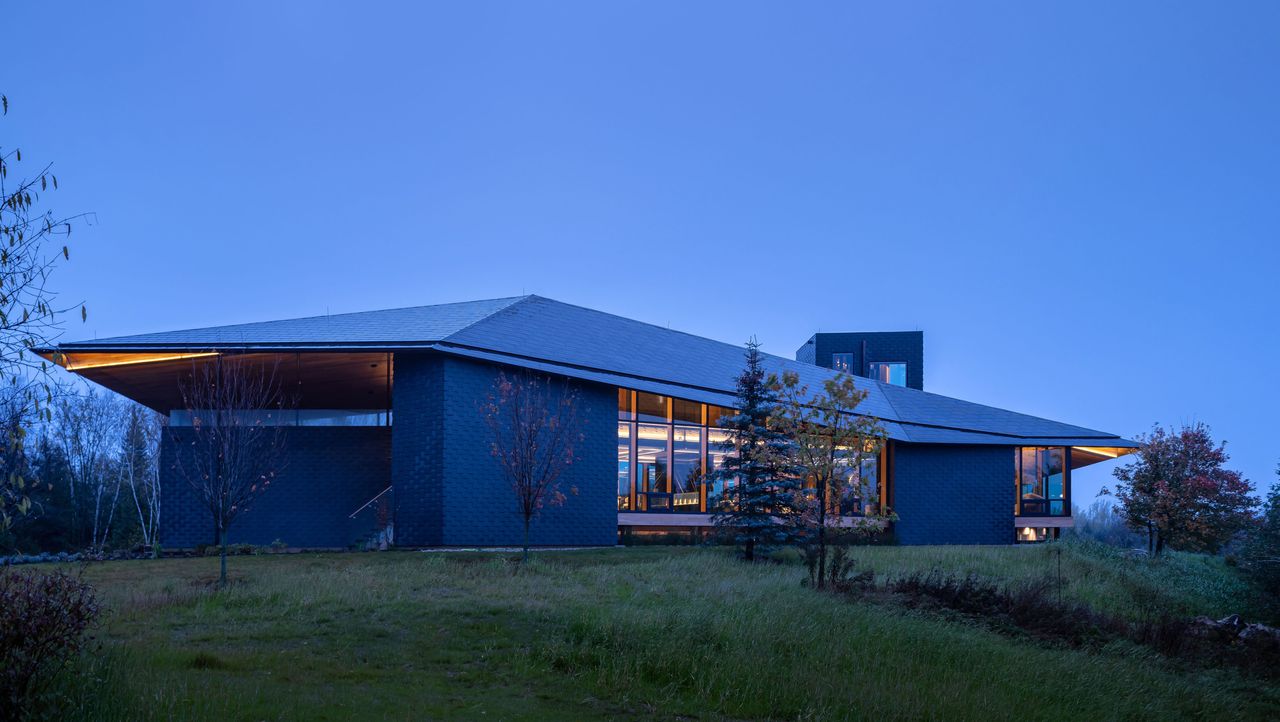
[0,93,93,532]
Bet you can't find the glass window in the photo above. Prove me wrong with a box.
[618,389,633,420]
[617,423,632,510]
[297,410,384,426]
[856,455,879,515]
[868,362,907,386]
[635,423,670,510]
[706,405,734,428]
[672,427,702,510]
[1016,447,1067,516]
[672,398,701,425]
[1017,527,1051,543]
[636,393,669,423]
[616,388,740,515]
[832,352,854,373]
[706,428,734,500]
[168,409,387,426]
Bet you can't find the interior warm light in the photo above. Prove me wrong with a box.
[64,352,220,371]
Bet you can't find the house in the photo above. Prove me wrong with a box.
[34,295,1135,548]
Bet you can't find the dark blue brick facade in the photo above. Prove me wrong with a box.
[159,426,391,549]
[797,331,925,390]
[891,442,1015,545]
[393,353,617,547]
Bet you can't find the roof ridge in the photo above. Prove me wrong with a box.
[59,296,531,346]
[441,295,538,341]
[504,295,803,367]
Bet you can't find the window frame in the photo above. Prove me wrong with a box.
[1014,446,1071,517]
[867,361,908,387]
[618,388,736,514]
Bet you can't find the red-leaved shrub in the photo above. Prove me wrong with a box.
[0,569,100,713]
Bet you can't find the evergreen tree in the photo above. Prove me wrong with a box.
[710,340,801,561]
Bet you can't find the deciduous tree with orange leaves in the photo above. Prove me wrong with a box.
[1111,423,1256,556]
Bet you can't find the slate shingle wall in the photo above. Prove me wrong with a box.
[802,331,925,390]
[391,352,445,546]
[393,353,617,547]
[159,426,391,549]
[892,442,1014,545]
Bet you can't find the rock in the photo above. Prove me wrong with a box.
[1187,616,1239,643]
[1238,624,1280,652]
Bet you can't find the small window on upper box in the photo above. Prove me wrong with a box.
[831,353,854,373]
[868,362,907,387]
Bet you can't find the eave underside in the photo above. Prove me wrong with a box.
[38,346,1137,453]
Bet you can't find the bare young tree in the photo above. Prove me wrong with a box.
[53,389,124,550]
[121,404,162,553]
[173,357,288,588]
[0,93,92,532]
[481,371,581,562]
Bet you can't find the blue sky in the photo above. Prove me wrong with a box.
[6,2,1278,501]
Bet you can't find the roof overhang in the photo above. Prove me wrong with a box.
[32,342,1138,453]
[39,349,394,412]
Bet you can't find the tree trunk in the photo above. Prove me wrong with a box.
[220,535,228,589]
[1155,532,1165,557]
[523,516,531,563]
[91,484,103,551]
[129,467,149,547]
[744,537,755,562]
[817,482,828,590]
[818,524,828,590]
[101,476,122,549]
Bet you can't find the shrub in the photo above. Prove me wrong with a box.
[0,569,100,713]
[886,569,1126,645]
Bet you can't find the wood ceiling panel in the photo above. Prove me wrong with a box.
[72,352,396,413]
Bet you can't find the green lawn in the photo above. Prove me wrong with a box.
[50,543,1279,720]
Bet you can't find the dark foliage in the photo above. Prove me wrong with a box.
[802,543,874,592]
[879,566,1280,677]
[887,570,1125,645]
[0,568,99,714]
[1242,466,1280,601]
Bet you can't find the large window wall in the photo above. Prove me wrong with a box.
[617,389,736,512]
[618,388,888,515]
[1015,447,1068,516]
[169,409,391,426]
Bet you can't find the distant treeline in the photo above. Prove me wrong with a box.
[0,388,162,555]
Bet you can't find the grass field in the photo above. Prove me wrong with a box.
[46,542,1280,720]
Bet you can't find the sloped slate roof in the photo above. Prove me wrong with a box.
[50,296,526,347]
[43,295,1134,446]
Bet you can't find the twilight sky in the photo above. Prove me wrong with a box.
[6,2,1278,502]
